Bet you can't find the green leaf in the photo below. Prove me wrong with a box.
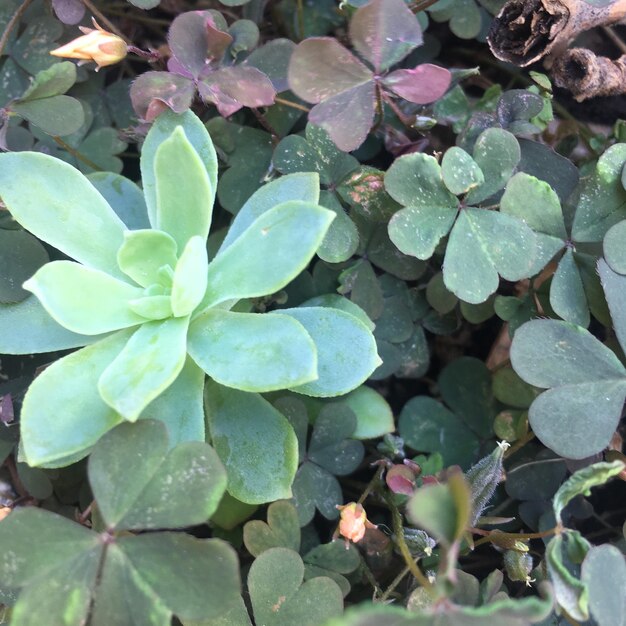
[0,228,49,304]
[444,209,536,304]
[18,61,77,100]
[0,296,100,354]
[24,261,145,335]
[300,295,375,332]
[141,110,218,226]
[349,0,423,72]
[441,147,484,196]
[511,320,626,459]
[281,307,381,397]
[202,202,334,309]
[172,236,209,317]
[292,462,342,525]
[0,152,127,277]
[550,249,589,327]
[117,229,178,288]
[98,316,189,421]
[89,420,227,530]
[20,331,132,467]
[465,128,521,205]
[317,190,359,264]
[604,218,626,274]
[552,460,625,525]
[407,471,472,546]
[219,173,320,252]
[399,396,480,468]
[598,258,626,354]
[248,548,343,626]
[582,544,626,626]
[341,386,394,439]
[243,500,301,557]
[205,381,298,504]
[11,95,84,136]
[155,127,214,251]
[188,310,317,392]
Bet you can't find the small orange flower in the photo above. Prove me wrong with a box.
[50,19,127,71]
[335,502,376,546]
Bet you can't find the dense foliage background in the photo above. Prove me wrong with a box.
[0,0,625,624]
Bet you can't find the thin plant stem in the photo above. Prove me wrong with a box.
[379,563,411,602]
[296,0,305,41]
[0,0,34,58]
[273,96,310,112]
[80,0,129,43]
[52,136,104,172]
[472,526,557,549]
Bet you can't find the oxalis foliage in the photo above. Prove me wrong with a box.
[0,0,625,625]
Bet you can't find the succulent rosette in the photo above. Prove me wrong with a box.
[0,111,380,473]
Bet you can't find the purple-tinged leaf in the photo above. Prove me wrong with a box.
[51,0,85,25]
[309,82,376,152]
[198,66,275,117]
[168,11,233,79]
[245,39,295,93]
[288,38,372,103]
[382,64,451,104]
[0,394,14,425]
[130,72,195,122]
[349,0,423,73]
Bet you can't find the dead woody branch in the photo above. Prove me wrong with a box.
[552,48,626,100]
[487,0,626,67]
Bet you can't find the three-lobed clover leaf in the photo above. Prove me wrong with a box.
[0,109,380,470]
[287,0,451,151]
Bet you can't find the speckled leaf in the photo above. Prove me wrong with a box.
[603,219,626,274]
[89,420,226,530]
[441,147,484,196]
[205,381,298,504]
[130,71,195,122]
[598,259,626,354]
[12,17,62,75]
[550,249,589,327]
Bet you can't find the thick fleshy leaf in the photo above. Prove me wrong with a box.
[598,259,626,354]
[248,548,343,626]
[117,229,178,287]
[550,249,589,327]
[205,381,298,504]
[24,261,145,335]
[308,82,376,153]
[172,236,209,316]
[89,420,227,530]
[0,296,100,354]
[383,64,451,104]
[130,71,195,122]
[198,65,276,117]
[188,310,317,392]
[141,110,218,226]
[281,307,381,397]
[202,202,334,309]
[88,172,150,230]
[317,191,359,263]
[220,173,320,252]
[349,0,423,72]
[342,386,394,439]
[288,37,372,103]
[155,127,213,250]
[20,331,132,467]
[443,209,536,304]
[141,357,206,445]
[0,152,127,277]
[511,320,626,459]
[465,128,521,205]
[98,317,189,421]
[603,219,626,274]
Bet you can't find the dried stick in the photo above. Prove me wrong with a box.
[552,48,626,100]
[487,0,626,67]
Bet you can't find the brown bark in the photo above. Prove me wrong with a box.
[552,48,626,100]
[487,0,626,67]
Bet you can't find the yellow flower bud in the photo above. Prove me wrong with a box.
[50,19,127,71]
[335,502,376,545]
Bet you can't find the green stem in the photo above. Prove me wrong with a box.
[52,136,104,172]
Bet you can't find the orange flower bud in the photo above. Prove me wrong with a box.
[50,19,127,71]
[335,502,376,545]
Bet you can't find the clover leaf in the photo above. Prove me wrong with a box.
[0,109,380,470]
[287,0,451,151]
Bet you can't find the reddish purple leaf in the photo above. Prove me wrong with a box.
[349,0,423,73]
[168,11,233,79]
[288,38,372,104]
[309,81,376,152]
[51,0,85,25]
[198,66,275,117]
[386,464,416,495]
[130,71,195,122]
[0,395,14,425]
[382,63,451,104]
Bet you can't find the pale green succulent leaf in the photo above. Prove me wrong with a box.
[171,236,209,317]
[98,317,190,421]
[117,230,178,287]
[154,127,213,250]
[128,295,173,320]
[281,307,381,397]
[24,261,145,335]
[188,310,317,392]
[202,202,334,309]
[0,151,127,278]
[21,331,133,467]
